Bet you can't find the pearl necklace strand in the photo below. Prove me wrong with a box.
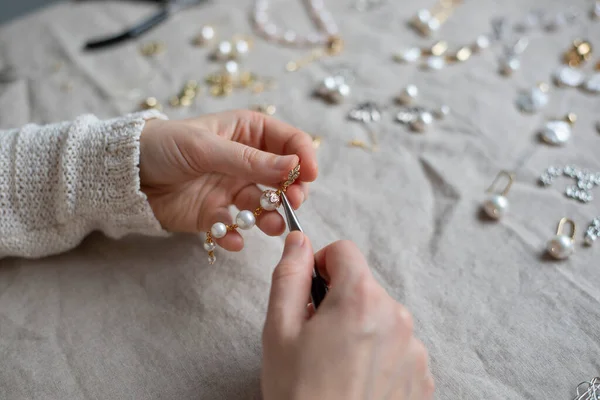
[252,0,339,47]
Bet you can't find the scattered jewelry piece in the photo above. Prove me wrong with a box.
[563,39,593,67]
[395,85,419,105]
[515,82,550,113]
[347,102,382,149]
[409,110,434,132]
[353,0,386,12]
[546,217,576,260]
[582,61,600,94]
[205,165,300,264]
[311,135,322,149]
[513,8,579,33]
[347,139,374,152]
[140,97,162,111]
[553,66,586,87]
[433,104,451,119]
[571,377,600,400]
[584,218,600,246]
[140,41,165,57]
[539,165,600,203]
[212,36,253,61]
[499,38,529,76]
[394,105,449,132]
[410,0,463,37]
[253,104,277,115]
[538,113,577,146]
[482,170,515,220]
[192,25,216,46]
[169,80,200,107]
[315,74,351,104]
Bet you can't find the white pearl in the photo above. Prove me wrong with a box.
[546,235,574,259]
[235,39,250,57]
[409,111,434,132]
[424,55,446,70]
[224,60,239,76]
[394,47,422,63]
[473,35,491,51]
[482,194,509,219]
[204,241,216,251]
[397,85,418,104]
[200,25,215,42]
[210,222,228,239]
[426,17,441,33]
[500,57,520,76]
[433,105,450,119]
[214,41,233,60]
[208,253,216,265]
[260,190,281,211]
[539,120,571,146]
[553,66,585,87]
[236,210,256,230]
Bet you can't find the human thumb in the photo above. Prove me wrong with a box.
[265,231,314,338]
[209,137,299,184]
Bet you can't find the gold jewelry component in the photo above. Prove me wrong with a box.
[286,36,344,72]
[452,46,472,62]
[170,80,201,107]
[563,39,592,67]
[348,139,376,152]
[140,41,165,57]
[481,170,515,220]
[204,165,301,264]
[547,218,576,260]
[410,0,463,37]
[311,135,322,149]
[140,97,162,111]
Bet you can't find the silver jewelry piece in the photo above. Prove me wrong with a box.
[348,102,382,123]
[584,218,600,246]
[499,38,529,76]
[538,114,576,146]
[539,165,600,203]
[571,376,600,399]
[316,75,351,104]
[515,82,549,113]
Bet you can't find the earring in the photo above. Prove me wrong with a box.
[192,25,216,46]
[546,218,576,259]
[204,165,300,264]
[499,38,529,76]
[410,0,463,37]
[482,170,515,220]
[538,113,577,146]
[316,75,351,104]
[515,82,550,113]
[395,85,419,105]
[584,217,600,246]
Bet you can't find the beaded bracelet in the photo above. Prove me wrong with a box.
[204,164,301,264]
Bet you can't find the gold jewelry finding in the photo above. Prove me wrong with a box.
[563,39,592,67]
[286,35,344,72]
[486,170,515,196]
[140,97,162,111]
[140,41,165,57]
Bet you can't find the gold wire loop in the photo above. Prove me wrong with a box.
[486,170,515,196]
[556,218,576,239]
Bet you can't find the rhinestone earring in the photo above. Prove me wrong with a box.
[584,217,600,246]
[482,170,515,220]
[538,113,577,146]
[515,82,550,113]
[546,218,576,260]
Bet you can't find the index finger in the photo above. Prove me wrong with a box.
[234,110,318,183]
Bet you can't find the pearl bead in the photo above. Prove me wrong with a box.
[546,235,574,259]
[260,190,281,211]
[224,60,239,76]
[473,35,491,52]
[235,39,250,57]
[204,241,216,251]
[214,41,233,61]
[433,105,450,119]
[236,210,256,230]
[482,195,509,220]
[335,83,351,99]
[211,222,228,239]
[396,85,418,105]
[409,111,434,132]
[200,25,215,42]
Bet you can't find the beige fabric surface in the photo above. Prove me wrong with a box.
[1,0,599,399]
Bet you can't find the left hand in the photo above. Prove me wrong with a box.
[139,109,318,251]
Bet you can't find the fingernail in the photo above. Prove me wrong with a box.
[275,155,297,170]
[286,231,305,248]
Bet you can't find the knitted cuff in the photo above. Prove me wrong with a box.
[56,110,169,238]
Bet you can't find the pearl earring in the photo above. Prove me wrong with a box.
[482,170,515,220]
[538,113,577,146]
[546,217,576,260]
[204,165,300,265]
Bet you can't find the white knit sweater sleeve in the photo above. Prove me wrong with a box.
[0,110,168,259]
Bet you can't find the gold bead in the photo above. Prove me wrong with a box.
[454,46,472,62]
[169,96,180,107]
[326,36,344,55]
[180,96,192,107]
[141,97,162,110]
[312,135,322,149]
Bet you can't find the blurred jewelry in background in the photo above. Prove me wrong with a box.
[481,170,515,220]
[538,113,577,146]
[347,102,383,150]
[515,82,550,113]
[498,38,529,76]
[352,0,387,12]
[192,25,216,46]
[584,218,600,246]
[410,0,464,37]
[539,165,600,204]
[546,217,576,260]
[251,0,344,72]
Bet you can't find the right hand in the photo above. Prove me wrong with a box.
[261,232,434,400]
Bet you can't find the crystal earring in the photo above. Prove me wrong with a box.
[515,82,550,113]
[482,170,515,220]
[584,217,600,246]
[538,113,577,146]
[546,218,576,260]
